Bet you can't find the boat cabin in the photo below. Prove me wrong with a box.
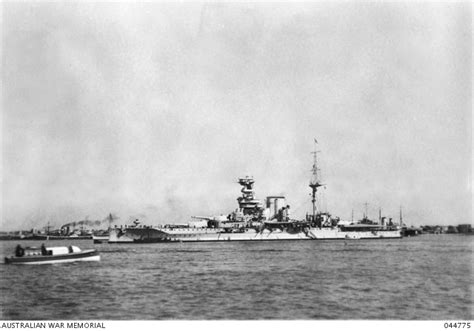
[15,245,81,257]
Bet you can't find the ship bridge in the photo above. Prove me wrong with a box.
[237,177,263,215]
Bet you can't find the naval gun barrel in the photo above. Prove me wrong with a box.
[192,216,214,221]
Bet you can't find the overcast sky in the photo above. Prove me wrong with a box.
[1,2,471,230]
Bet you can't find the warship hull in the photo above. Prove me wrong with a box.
[108,227,401,243]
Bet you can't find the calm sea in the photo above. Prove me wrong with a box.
[0,235,472,320]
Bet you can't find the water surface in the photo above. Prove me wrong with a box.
[0,235,472,320]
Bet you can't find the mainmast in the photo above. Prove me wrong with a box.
[399,205,403,226]
[309,139,323,221]
[363,202,369,220]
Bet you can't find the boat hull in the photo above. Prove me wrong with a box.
[4,249,100,265]
[92,236,109,244]
[108,227,402,243]
[308,227,402,240]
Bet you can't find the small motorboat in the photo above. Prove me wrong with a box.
[345,234,361,240]
[92,235,109,244]
[4,244,100,265]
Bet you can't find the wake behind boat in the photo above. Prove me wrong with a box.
[4,244,100,265]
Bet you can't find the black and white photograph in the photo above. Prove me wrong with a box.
[1,0,472,326]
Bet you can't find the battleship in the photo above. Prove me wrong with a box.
[108,143,402,243]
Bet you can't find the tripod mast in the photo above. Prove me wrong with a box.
[309,139,323,221]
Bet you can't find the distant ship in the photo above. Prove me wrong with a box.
[13,227,93,241]
[108,142,402,243]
